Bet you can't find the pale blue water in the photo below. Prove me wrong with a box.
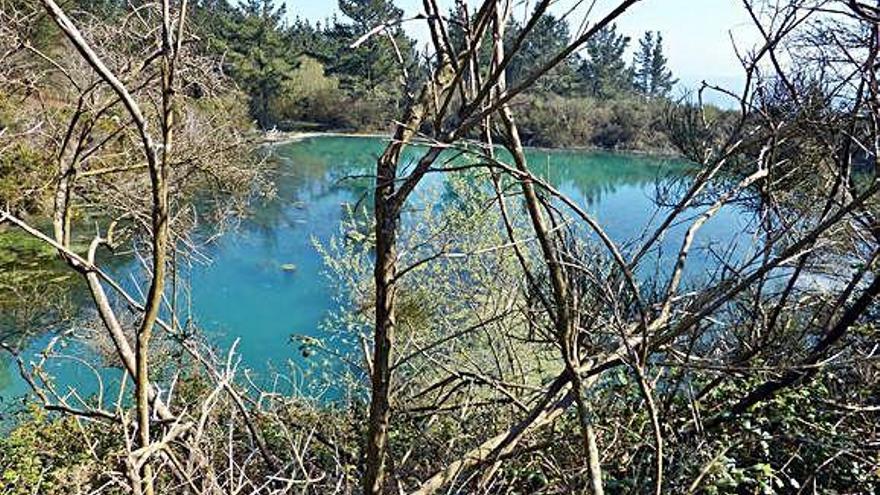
[0,136,750,407]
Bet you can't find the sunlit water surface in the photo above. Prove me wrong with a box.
[0,136,750,407]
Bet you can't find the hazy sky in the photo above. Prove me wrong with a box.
[285,0,761,94]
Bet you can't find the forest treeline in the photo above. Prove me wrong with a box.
[0,0,692,223]
[212,0,681,151]
[61,0,686,151]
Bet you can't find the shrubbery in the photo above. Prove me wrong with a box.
[0,142,51,215]
[513,94,675,152]
[0,407,110,495]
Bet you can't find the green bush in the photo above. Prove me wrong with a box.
[0,143,52,214]
[270,56,398,132]
[512,94,675,152]
[0,407,117,495]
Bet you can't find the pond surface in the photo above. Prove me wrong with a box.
[0,136,749,404]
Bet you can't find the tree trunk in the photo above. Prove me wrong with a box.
[363,149,400,495]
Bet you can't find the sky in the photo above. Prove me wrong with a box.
[284,0,762,97]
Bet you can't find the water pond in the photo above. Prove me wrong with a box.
[0,136,749,404]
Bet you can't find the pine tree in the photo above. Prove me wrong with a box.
[329,0,417,96]
[632,31,676,97]
[632,31,654,95]
[200,0,297,128]
[506,12,579,94]
[190,0,239,52]
[648,32,676,97]
[447,3,496,67]
[287,17,339,64]
[338,0,402,32]
[577,24,631,98]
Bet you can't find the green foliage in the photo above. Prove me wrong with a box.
[0,229,56,267]
[315,166,540,373]
[0,142,51,214]
[632,31,654,95]
[221,0,298,128]
[272,56,343,124]
[649,33,676,96]
[446,3,491,60]
[681,373,880,494]
[578,24,632,98]
[506,12,579,94]
[514,94,674,151]
[633,31,677,97]
[188,0,417,131]
[338,0,402,31]
[0,407,115,494]
[270,58,403,131]
[190,0,309,128]
[324,0,417,119]
[0,226,82,346]
[186,1,684,146]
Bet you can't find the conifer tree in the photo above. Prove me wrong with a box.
[577,24,631,97]
[506,12,579,94]
[632,31,676,97]
[213,0,297,128]
[329,0,417,96]
[649,32,676,96]
[632,31,654,94]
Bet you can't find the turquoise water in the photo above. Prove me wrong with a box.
[0,136,748,405]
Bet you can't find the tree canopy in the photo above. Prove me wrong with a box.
[578,24,632,97]
[633,31,677,97]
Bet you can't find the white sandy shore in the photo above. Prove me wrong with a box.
[263,130,391,145]
[262,130,683,158]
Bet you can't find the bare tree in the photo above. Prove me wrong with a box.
[356,0,879,493]
[0,1,276,492]
[361,1,647,493]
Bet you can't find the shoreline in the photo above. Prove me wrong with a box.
[264,130,684,159]
[263,130,391,144]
